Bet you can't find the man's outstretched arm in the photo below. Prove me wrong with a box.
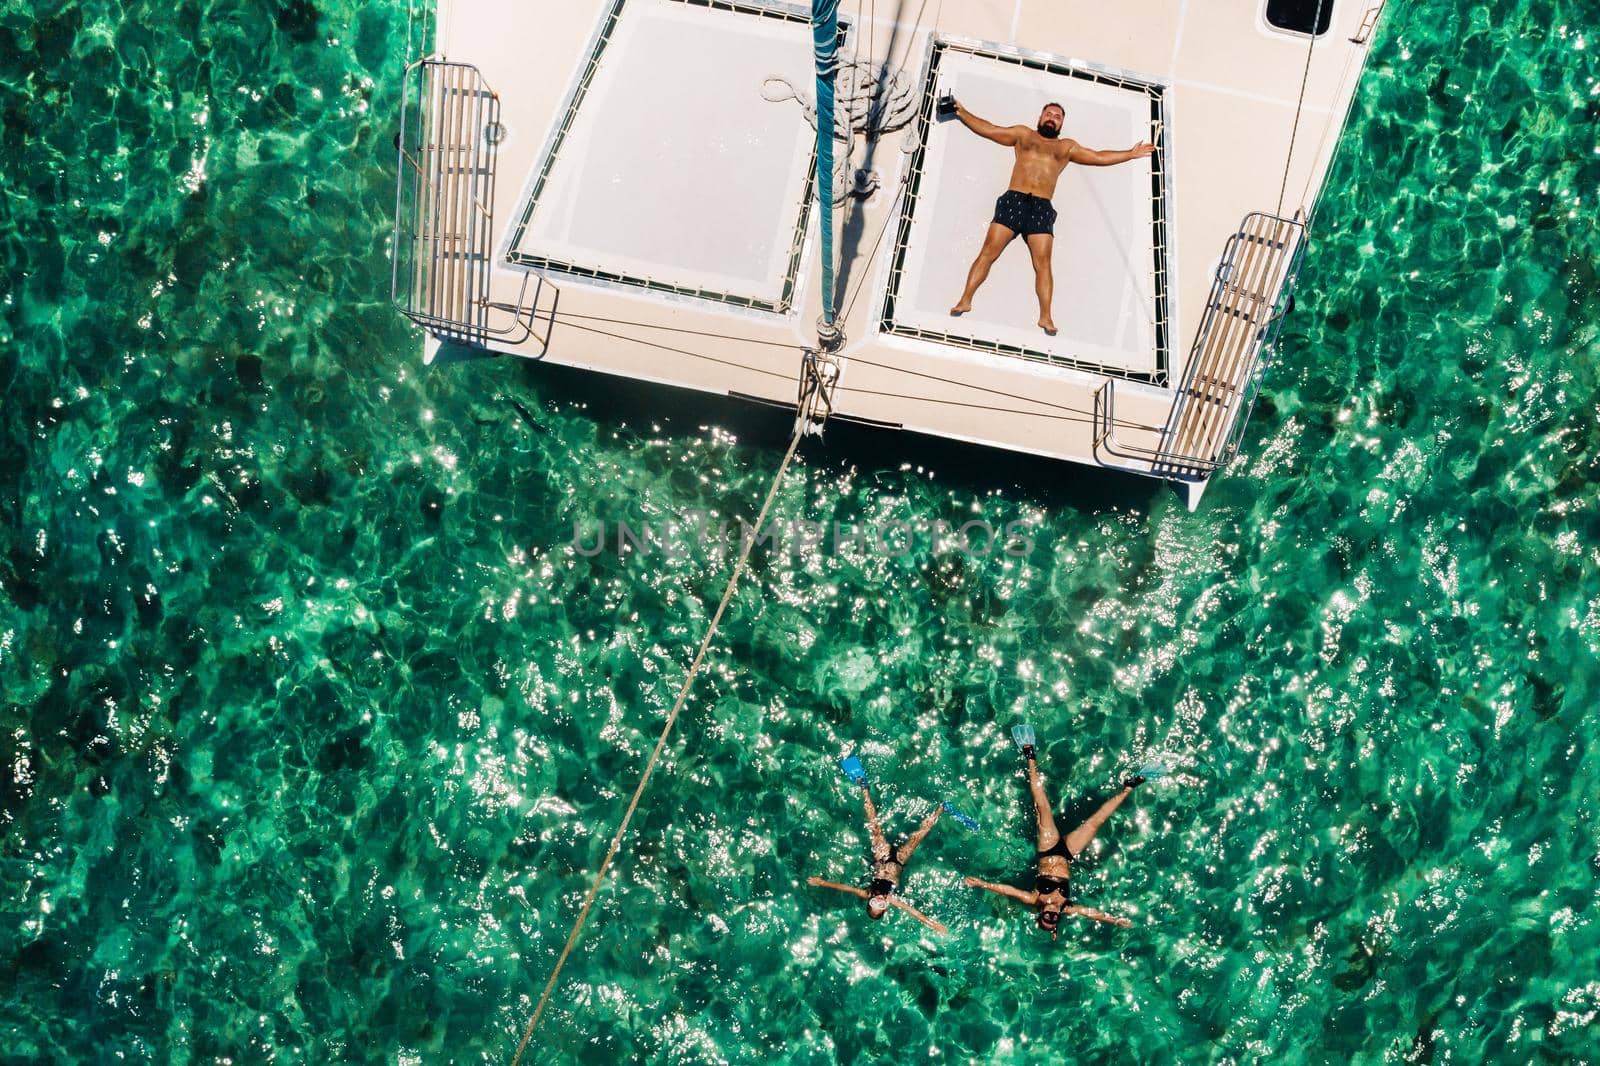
[1068,141,1155,166]
[954,101,1021,146]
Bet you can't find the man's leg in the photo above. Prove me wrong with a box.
[951,223,1015,314]
[1028,754,1063,852]
[1026,233,1055,334]
[894,805,944,864]
[1064,785,1133,857]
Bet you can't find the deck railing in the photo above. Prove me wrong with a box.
[392,58,546,346]
[1095,210,1306,480]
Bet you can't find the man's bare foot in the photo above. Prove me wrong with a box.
[950,302,971,316]
[1039,318,1057,336]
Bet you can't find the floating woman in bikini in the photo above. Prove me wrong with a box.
[963,724,1147,937]
[808,756,977,935]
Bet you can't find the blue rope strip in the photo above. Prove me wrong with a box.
[812,0,840,72]
[812,0,839,324]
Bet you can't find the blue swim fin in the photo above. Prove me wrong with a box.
[839,755,868,786]
[1133,760,1169,782]
[942,802,979,831]
[1011,723,1035,752]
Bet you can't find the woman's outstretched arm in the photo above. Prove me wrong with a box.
[808,876,870,900]
[963,876,1038,908]
[888,898,948,935]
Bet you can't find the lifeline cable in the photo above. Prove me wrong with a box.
[510,426,806,1062]
[551,311,1165,433]
[1296,14,1369,227]
[550,309,811,350]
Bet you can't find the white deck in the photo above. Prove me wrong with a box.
[418,0,1386,505]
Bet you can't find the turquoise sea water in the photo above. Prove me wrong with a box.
[4,1,1600,1062]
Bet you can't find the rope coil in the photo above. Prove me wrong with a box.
[761,60,920,199]
[760,61,919,143]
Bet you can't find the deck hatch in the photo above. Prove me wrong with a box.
[1265,0,1336,37]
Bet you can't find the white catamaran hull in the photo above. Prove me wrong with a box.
[394,0,1385,507]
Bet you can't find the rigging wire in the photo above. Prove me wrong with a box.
[838,181,906,324]
[548,317,798,382]
[838,351,1167,434]
[827,0,943,317]
[549,309,810,350]
[1296,22,1368,225]
[835,384,1106,428]
[549,313,1161,434]
[1276,0,1330,216]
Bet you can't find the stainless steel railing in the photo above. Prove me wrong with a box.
[1095,210,1306,480]
[392,58,546,346]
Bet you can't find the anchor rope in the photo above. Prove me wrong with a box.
[510,426,806,1062]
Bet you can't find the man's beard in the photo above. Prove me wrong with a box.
[1037,123,1060,139]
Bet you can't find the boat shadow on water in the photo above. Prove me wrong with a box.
[431,340,1161,517]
